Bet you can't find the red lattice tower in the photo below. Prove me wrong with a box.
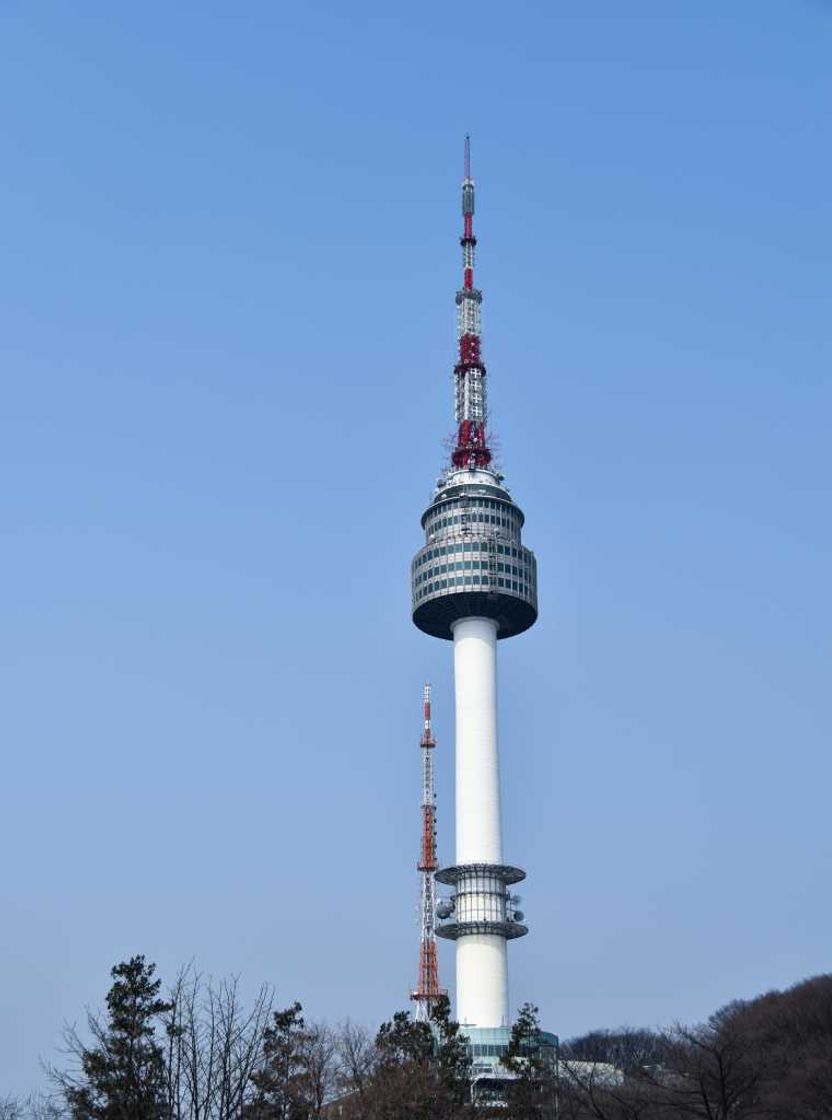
[410,683,443,1019]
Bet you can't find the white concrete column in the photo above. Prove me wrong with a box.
[456,935,508,1028]
[452,616,502,864]
[452,616,508,1027]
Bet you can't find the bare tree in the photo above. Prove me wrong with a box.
[165,967,273,1120]
[562,1030,666,1074]
[558,1061,662,1120]
[0,1098,65,1120]
[332,1022,377,1120]
[298,1025,337,1120]
[18,1097,65,1120]
[650,1018,762,1120]
[0,1098,23,1120]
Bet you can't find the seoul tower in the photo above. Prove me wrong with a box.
[411,138,538,1035]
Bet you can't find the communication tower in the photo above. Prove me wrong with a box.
[411,137,537,1032]
[410,683,444,1021]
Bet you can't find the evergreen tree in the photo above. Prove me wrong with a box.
[503,1004,556,1120]
[367,1011,434,1120]
[247,1003,313,1120]
[430,996,472,1118]
[373,1012,434,1068]
[55,956,173,1120]
[365,1002,472,1120]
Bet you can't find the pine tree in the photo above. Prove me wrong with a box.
[247,1003,313,1120]
[430,995,472,1118]
[369,1010,437,1120]
[374,1011,434,1068]
[365,1002,472,1120]
[503,1004,556,1120]
[56,956,173,1120]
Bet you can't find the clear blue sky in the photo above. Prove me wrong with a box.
[1,0,830,1094]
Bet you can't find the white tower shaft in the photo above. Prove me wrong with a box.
[453,618,509,1026]
[457,932,509,1028]
[453,617,502,865]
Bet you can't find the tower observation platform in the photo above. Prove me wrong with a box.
[410,139,540,1032]
[412,469,537,641]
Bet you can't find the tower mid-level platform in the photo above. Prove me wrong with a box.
[435,862,528,941]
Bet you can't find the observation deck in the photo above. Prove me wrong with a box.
[411,468,538,641]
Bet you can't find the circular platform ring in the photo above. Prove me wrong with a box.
[436,919,528,941]
[413,591,537,641]
[435,862,526,886]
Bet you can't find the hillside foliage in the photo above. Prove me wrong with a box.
[3,960,830,1120]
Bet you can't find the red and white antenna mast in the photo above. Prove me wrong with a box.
[410,683,443,1020]
[452,135,492,470]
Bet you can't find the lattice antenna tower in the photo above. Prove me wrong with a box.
[410,683,443,1020]
[452,134,491,471]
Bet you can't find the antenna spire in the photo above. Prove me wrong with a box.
[452,135,491,470]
